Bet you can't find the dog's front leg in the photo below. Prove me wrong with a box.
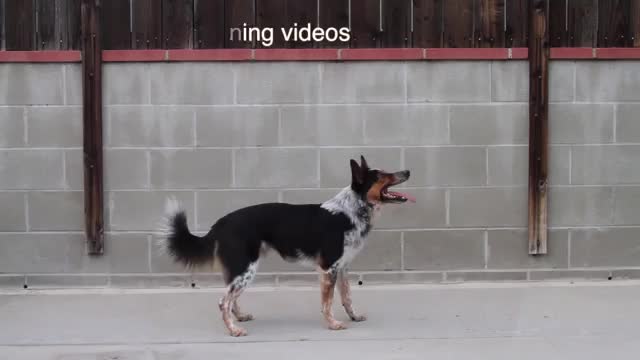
[320,270,346,330]
[338,270,367,322]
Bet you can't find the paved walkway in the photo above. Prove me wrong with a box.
[1,281,640,359]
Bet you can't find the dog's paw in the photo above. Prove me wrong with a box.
[350,314,367,322]
[236,313,254,322]
[328,321,347,330]
[229,327,248,337]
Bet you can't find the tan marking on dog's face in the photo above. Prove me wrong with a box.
[366,175,392,203]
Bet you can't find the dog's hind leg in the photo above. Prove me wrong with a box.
[232,300,254,322]
[338,269,366,322]
[218,261,258,337]
[320,268,346,330]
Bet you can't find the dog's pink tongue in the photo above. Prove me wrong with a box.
[389,191,416,203]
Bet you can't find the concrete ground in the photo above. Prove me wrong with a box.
[1,281,640,359]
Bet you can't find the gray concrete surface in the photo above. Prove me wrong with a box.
[1,281,640,359]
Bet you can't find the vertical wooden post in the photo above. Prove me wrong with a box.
[81,0,104,255]
[528,0,549,255]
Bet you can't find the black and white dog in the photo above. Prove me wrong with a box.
[161,156,413,336]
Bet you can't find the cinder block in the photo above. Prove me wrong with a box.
[27,106,82,147]
[235,148,317,188]
[616,104,640,143]
[549,62,575,102]
[0,150,64,190]
[529,270,610,281]
[236,62,319,104]
[0,107,25,147]
[321,62,405,103]
[109,191,195,231]
[105,149,149,190]
[571,228,640,267]
[576,61,640,101]
[196,106,278,147]
[613,187,640,225]
[487,146,570,186]
[363,105,449,145]
[104,233,151,273]
[549,104,614,144]
[549,187,613,226]
[280,106,363,146]
[449,188,527,227]
[260,251,307,272]
[64,64,82,105]
[110,274,191,288]
[449,104,528,145]
[404,147,486,186]
[360,271,442,284]
[0,64,64,105]
[611,269,640,280]
[571,145,640,184]
[276,273,318,286]
[319,148,401,187]
[196,190,278,230]
[108,106,194,147]
[350,231,402,271]
[281,189,339,204]
[26,274,109,288]
[28,191,84,231]
[445,271,527,282]
[491,61,528,102]
[0,192,26,231]
[0,233,84,273]
[104,63,150,105]
[64,149,83,190]
[0,275,25,288]
[375,189,447,229]
[150,149,232,189]
[487,229,569,269]
[407,61,491,102]
[403,230,485,270]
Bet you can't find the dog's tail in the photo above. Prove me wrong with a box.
[158,197,217,267]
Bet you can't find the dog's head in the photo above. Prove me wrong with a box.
[350,156,414,204]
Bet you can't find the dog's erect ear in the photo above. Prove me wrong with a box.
[360,155,369,170]
[350,159,364,185]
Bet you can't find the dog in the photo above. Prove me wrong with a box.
[160,156,414,336]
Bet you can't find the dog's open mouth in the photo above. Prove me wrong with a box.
[381,185,416,203]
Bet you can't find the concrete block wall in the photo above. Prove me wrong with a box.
[1,60,640,288]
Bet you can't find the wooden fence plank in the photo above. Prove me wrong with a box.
[256,0,317,48]
[318,0,349,47]
[528,0,549,255]
[567,0,597,47]
[102,0,131,49]
[598,0,631,47]
[549,0,567,46]
[36,0,55,49]
[81,0,104,255]
[412,0,443,48]
[506,0,527,47]
[193,0,224,48]
[381,0,411,47]
[67,0,82,49]
[225,0,254,48]
[350,0,381,48]
[0,0,4,50]
[35,0,80,50]
[5,0,35,50]
[132,0,162,49]
[162,0,193,49]
[474,0,505,47]
[443,0,473,47]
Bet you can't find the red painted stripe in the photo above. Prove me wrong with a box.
[426,48,509,60]
[169,49,253,61]
[102,50,166,62]
[550,47,593,59]
[340,48,424,60]
[0,51,81,62]
[511,48,529,59]
[255,49,337,61]
[596,48,640,59]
